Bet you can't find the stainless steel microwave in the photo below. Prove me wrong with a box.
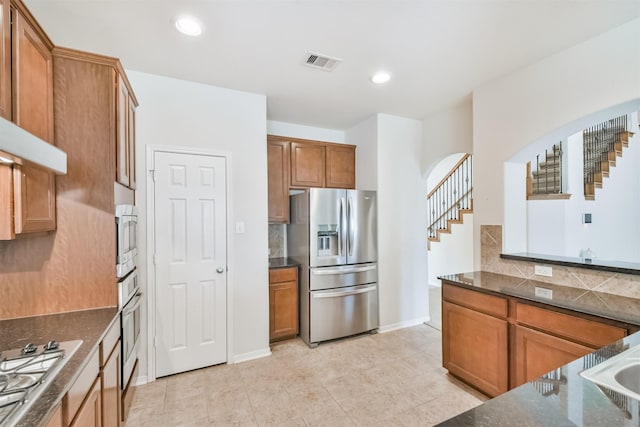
[116,204,137,278]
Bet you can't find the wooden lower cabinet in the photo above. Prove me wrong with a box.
[441,281,631,397]
[442,300,508,397]
[46,404,63,427]
[101,341,120,427]
[70,377,101,427]
[269,267,299,342]
[512,325,592,388]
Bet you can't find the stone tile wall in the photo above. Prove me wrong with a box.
[268,224,286,258]
[481,225,640,299]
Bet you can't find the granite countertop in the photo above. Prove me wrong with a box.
[439,271,640,326]
[437,271,640,426]
[0,307,120,427]
[437,331,640,426]
[268,257,299,269]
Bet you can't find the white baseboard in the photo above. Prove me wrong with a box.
[378,317,429,333]
[233,347,272,364]
[134,375,148,386]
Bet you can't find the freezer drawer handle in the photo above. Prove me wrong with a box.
[313,285,377,298]
[312,265,377,275]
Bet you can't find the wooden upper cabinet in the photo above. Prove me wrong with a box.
[12,5,54,143]
[0,0,10,120]
[1,3,56,238]
[290,142,325,188]
[326,145,356,189]
[116,74,137,190]
[267,140,290,223]
[13,162,55,234]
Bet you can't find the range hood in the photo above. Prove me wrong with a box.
[0,116,67,174]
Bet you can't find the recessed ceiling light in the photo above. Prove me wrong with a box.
[174,15,202,37]
[371,71,391,84]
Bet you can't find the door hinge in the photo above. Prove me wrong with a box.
[150,169,155,182]
[153,253,157,265]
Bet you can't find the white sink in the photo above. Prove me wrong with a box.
[580,344,640,401]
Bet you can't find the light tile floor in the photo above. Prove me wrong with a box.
[125,325,486,427]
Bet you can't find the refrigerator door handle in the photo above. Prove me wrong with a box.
[312,265,377,275]
[313,285,377,298]
[339,197,346,256]
[348,197,354,256]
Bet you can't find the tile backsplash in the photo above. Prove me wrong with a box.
[268,224,286,258]
[481,225,640,299]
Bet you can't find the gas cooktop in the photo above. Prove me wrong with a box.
[0,340,82,427]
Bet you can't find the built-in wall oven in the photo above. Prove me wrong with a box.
[116,204,137,279]
[119,269,141,389]
[116,204,140,421]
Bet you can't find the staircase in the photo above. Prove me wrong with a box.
[527,143,563,197]
[583,115,634,200]
[427,154,473,250]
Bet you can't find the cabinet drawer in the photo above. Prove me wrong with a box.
[515,303,626,348]
[64,349,100,423]
[269,267,297,284]
[101,319,121,367]
[443,284,507,318]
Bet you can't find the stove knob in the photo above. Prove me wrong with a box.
[44,340,59,351]
[22,343,37,354]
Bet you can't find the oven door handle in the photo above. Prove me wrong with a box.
[123,293,143,316]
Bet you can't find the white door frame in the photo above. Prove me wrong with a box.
[145,144,235,383]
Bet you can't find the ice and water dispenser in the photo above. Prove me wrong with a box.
[316,224,339,257]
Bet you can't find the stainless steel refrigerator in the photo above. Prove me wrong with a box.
[288,188,378,347]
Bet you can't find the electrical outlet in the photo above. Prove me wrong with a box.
[534,287,553,299]
[534,265,553,277]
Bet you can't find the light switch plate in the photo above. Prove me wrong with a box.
[534,287,553,299]
[534,265,553,277]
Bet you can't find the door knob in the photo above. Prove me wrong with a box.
[216,267,225,274]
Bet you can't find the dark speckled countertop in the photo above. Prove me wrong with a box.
[438,271,640,426]
[439,271,640,326]
[268,257,299,269]
[0,307,119,427]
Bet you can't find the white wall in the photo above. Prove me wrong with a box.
[421,97,473,177]
[347,115,378,191]
[428,215,474,287]
[267,120,345,143]
[426,153,466,192]
[128,70,269,380]
[473,18,640,267]
[376,114,429,330]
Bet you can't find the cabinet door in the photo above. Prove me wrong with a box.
[325,145,355,189]
[290,142,325,188]
[127,97,136,190]
[0,0,9,120]
[116,76,130,188]
[269,267,299,342]
[0,163,13,239]
[45,404,63,427]
[267,140,290,223]
[12,7,54,143]
[101,342,121,427]
[442,301,508,397]
[513,325,592,388]
[71,376,102,427]
[13,163,55,234]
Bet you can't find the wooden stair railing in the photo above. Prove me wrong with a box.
[427,154,473,250]
[583,114,634,200]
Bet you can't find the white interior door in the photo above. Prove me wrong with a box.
[154,151,227,377]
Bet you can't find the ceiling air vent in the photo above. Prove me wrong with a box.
[304,52,342,72]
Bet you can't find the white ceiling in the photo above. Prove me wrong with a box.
[25,0,640,130]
